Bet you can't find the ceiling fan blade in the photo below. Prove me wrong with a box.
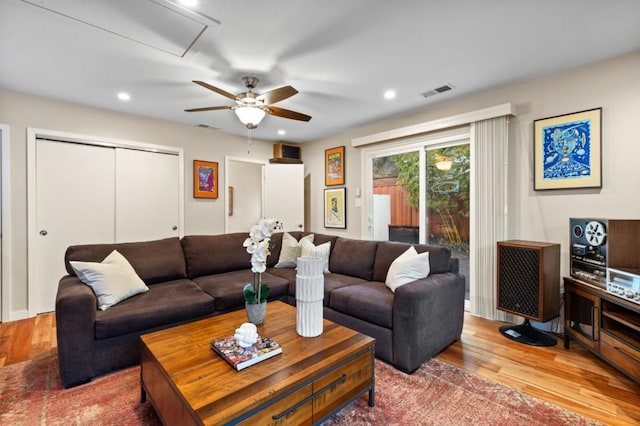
[257,85,298,105]
[267,106,312,122]
[184,106,232,112]
[192,80,237,100]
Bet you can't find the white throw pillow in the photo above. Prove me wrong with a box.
[70,250,149,310]
[385,246,430,292]
[300,239,331,273]
[275,232,314,268]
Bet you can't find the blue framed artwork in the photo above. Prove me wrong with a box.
[533,108,602,190]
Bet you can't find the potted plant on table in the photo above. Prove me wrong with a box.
[243,218,281,325]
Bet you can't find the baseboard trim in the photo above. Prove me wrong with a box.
[10,310,29,322]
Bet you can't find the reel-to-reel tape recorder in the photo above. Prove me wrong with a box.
[570,218,640,302]
[570,219,608,287]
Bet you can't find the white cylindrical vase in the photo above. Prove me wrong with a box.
[296,256,325,337]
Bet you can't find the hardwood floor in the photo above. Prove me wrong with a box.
[1,312,639,425]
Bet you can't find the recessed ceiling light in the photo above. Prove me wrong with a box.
[178,0,197,7]
[384,89,396,100]
[277,129,286,136]
[117,92,131,101]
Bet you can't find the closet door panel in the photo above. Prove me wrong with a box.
[115,149,180,243]
[34,139,115,314]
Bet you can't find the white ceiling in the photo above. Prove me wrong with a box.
[1,0,640,143]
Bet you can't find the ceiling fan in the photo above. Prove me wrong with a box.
[185,76,312,129]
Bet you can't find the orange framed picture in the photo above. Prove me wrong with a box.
[193,160,218,199]
[325,146,345,186]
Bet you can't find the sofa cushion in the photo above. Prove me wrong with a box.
[321,274,368,306]
[329,282,393,329]
[94,279,214,340]
[181,233,251,278]
[70,250,149,310]
[194,270,288,312]
[65,237,187,284]
[385,246,430,292]
[300,239,331,273]
[267,232,303,268]
[275,232,314,268]
[268,268,366,306]
[266,267,297,289]
[373,241,451,281]
[306,232,338,248]
[330,238,378,280]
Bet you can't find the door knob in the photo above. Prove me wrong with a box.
[172,226,178,231]
[39,230,48,236]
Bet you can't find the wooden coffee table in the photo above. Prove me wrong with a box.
[140,301,375,425]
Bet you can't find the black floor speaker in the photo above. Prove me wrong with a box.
[497,240,561,346]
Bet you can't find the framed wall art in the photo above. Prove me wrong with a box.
[193,160,218,199]
[533,107,602,190]
[325,146,345,186]
[324,187,346,229]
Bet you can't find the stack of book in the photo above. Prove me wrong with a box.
[210,335,282,371]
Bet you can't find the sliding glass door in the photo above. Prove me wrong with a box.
[367,136,470,301]
[425,144,470,300]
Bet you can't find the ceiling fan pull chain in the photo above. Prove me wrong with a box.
[247,127,252,154]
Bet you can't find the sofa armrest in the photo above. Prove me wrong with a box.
[55,276,97,387]
[392,272,465,373]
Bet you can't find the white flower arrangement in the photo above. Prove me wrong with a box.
[242,218,282,304]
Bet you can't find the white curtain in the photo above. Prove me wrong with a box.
[470,116,514,321]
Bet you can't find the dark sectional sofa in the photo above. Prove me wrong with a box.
[55,231,465,388]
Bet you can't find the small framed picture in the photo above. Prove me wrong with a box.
[324,187,346,229]
[533,108,602,190]
[193,160,218,199]
[325,146,345,186]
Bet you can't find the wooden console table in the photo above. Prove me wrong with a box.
[564,276,640,383]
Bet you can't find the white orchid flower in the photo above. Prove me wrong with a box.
[244,218,283,296]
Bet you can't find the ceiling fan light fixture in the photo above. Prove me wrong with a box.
[235,106,266,128]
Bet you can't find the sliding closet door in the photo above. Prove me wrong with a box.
[32,139,116,314]
[115,149,180,242]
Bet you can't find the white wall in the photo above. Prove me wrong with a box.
[0,90,275,318]
[2,50,639,318]
[303,50,640,278]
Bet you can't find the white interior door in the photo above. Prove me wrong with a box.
[32,139,116,314]
[115,149,180,242]
[264,164,304,232]
[226,160,263,233]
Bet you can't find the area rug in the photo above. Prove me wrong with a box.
[0,354,600,426]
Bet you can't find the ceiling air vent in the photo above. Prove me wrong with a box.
[422,83,455,98]
[197,124,219,130]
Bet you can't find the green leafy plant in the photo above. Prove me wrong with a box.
[391,152,420,209]
[391,146,470,217]
[243,282,270,304]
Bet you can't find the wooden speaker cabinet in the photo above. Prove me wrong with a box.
[273,143,301,160]
[497,240,561,346]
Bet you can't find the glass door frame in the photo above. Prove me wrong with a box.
[361,127,471,310]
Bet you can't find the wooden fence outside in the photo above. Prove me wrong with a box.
[373,177,469,243]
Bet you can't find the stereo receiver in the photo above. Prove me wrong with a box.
[607,268,640,304]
